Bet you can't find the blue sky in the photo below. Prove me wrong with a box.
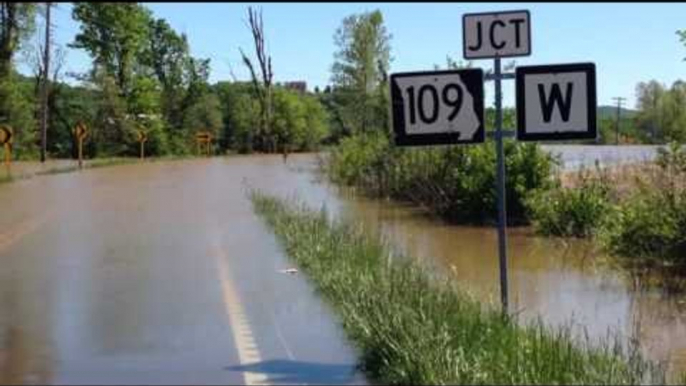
[22,2,686,108]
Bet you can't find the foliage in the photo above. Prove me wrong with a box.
[182,92,223,149]
[527,168,613,237]
[634,80,686,143]
[71,3,152,93]
[250,192,666,385]
[0,3,37,153]
[330,9,392,136]
[272,88,330,152]
[599,143,686,267]
[599,185,686,266]
[656,141,686,172]
[327,132,557,225]
[215,81,330,154]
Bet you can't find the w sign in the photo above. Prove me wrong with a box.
[515,63,596,141]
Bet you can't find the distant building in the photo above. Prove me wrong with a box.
[283,81,307,93]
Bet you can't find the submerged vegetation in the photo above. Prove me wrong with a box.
[326,131,557,225]
[250,191,668,385]
[523,142,686,274]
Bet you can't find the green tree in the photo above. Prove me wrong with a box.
[635,80,666,142]
[228,92,260,153]
[330,9,392,135]
[0,3,37,153]
[182,92,223,144]
[71,3,152,94]
[661,81,686,142]
[142,17,190,132]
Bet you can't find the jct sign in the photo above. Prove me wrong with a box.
[463,10,531,59]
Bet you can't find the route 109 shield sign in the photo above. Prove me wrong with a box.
[390,69,485,146]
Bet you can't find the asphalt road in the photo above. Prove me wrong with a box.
[0,155,365,385]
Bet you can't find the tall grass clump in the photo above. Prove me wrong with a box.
[326,132,557,225]
[250,191,667,385]
[526,167,614,237]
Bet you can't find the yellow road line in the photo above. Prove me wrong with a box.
[214,245,269,386]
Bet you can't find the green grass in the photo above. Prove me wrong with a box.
[250,191,669,385]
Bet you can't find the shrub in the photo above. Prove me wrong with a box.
[327,133,557,225]
[527,169,613,237]
[599,183,686,266]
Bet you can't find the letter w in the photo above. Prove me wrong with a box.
[537,83,573,122]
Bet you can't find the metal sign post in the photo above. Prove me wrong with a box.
[73,122,88,169]
[492,57,509,314]
[195,132,212,156]
[388,10,596,317]
[464,10,531,315]
[137,131,148,160]
[0,126,12,174]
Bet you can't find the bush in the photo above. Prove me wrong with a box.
[527,169,613,237]
[599,184,686,266]
[596,142,686,268]
[327,133,557,225]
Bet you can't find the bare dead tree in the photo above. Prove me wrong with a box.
[225,59,238,82]
[239,7,274,152]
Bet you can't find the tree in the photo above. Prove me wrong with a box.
[678,29,686,61]
[71,3,152,95]
[330,9,392,134]
[0,3,36,152]
[182,92,223,138]
[143,17,190,131]
[0,3,35,79]
[240,6,274,152]
[635,80,666,142]
[661,81,686,142]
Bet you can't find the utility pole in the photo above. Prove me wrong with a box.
[40,2,51,163]
[612,96,625,145]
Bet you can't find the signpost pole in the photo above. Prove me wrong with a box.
[78,138,83,169]
[4,143,10,173]
[494,57,509,315]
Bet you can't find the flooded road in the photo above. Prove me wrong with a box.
[1,149,684,384]
[0,156,365,385]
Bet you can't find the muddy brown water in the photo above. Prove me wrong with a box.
[280,153,686,381]
[0,152,684,383]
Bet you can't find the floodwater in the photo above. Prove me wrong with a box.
[279,149,685,382]
[0,148,683,384]
[0,156,366,385]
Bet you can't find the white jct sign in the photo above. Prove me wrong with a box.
[390,69,484,146]
[515,63,597,141]
[463,10,530,59]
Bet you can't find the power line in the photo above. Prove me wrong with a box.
[612,96,626,145]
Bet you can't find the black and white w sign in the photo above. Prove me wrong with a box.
[515,63,596,141]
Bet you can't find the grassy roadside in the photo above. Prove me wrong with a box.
[249,191,668,385]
